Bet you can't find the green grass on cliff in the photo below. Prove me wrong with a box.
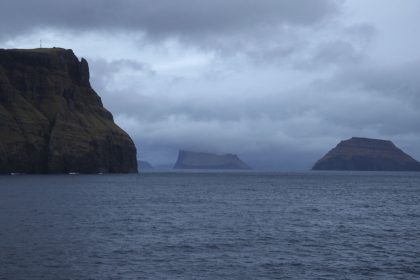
[8,48,67,53]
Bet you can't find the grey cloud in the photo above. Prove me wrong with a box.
[340,62,420,101]
[0,0,352,68]
[310,60,420,136]
[312,40,362,65]
[89,58,155,93]
[343,23,376,44]
[89,52,420,131]
[0,0,339,40]
[91,59,154,78]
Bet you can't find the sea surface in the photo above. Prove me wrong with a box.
[0,172,420,280]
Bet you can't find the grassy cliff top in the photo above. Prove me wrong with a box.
[3,47,68,53]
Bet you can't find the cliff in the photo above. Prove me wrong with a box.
[313,137,420,171]
[174,150,251,170]
[0,48,138,174]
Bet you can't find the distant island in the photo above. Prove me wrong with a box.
[0,48,138,174]
[313,137,420,171]
[138,161,153,171]
[174,150,251,170]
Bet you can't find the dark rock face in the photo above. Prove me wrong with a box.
[174,150,251,170]
[313,137,420,171]
[0,48,138,174]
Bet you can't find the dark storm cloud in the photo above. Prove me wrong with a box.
[0,0,339,40]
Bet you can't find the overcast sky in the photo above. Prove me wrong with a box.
[2,0,420,169]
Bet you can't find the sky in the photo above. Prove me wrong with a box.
[1,0,420,170]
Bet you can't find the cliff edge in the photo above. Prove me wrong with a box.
[312,137,420,171]
[0,48,137,174]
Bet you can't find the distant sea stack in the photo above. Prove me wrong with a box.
[138,160,153,171]
[313,137,420,171]
[0,48,138,174]
[174,150,251,170]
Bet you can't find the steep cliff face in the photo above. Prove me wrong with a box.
[0,48,138,174]
[313,137,420,171]
[174,150,251,170]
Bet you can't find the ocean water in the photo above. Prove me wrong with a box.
[0,172,420,280]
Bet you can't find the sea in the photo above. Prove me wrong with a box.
[0,171,419,280]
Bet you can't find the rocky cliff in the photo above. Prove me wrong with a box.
[174,150,251,170]
[0,48,138,174]
[313,137,420,171]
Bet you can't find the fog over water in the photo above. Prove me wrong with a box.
[2,0,420,169]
